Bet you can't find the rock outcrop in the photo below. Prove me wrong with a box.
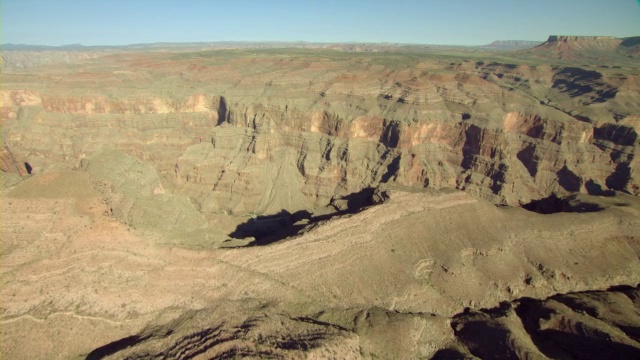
[435,285,640,359]
[85,300,362,360]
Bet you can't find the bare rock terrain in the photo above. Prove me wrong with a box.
[1,37,640,358]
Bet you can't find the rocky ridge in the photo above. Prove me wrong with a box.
[85,286,640,360]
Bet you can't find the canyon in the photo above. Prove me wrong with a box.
[1,35,640,359]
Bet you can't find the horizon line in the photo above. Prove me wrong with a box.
[4,35,639,49]
[1,39,550,49]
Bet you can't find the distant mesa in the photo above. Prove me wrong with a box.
[547,35,619,42]
[481,40,543,51]
[540,35,622,50]
[526,34,640,60]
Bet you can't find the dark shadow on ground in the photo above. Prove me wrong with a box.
[228,209,314,246]
[584,179,616,196]
[521,193,606,214]
[225,187,388,247]
[430,348,469,360]
[85,335,150,360]
[552,67,618,103]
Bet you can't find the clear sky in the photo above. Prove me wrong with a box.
[2,0,640,46]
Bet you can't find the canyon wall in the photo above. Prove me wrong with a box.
[1,51,639,216]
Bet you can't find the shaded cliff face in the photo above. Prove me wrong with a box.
[2,47,639,216]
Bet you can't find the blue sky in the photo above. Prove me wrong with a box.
[2,0,640,46]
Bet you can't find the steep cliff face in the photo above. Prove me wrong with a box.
[1,48,639,216]
[173,103,638,213]
[0,145,29,188]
